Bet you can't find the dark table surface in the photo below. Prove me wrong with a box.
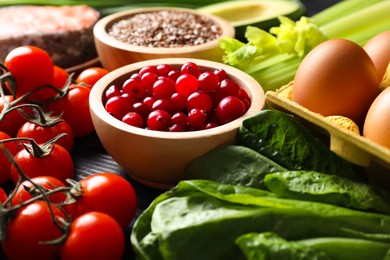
[0,1,342,259]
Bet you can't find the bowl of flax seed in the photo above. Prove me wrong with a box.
[93,7,235,71]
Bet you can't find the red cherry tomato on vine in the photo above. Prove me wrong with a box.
[67,173,137,229]
[11,176,67,206]
[47,84,94,137]
[76,67,109,88]
[17,120,74,152]
[0,131,17,184]
[60,211,125,260]
[53,65,70,89]
[10,143,74,184]
[0,95,28,137]
[0,187,8,203]
[2,200,66,260]
[4,46,55,101]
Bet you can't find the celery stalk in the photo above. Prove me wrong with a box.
[320,1,390,40]
[311,0,384,26]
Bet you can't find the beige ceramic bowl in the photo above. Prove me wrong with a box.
[93,7,235,71]
[89,58,265,189]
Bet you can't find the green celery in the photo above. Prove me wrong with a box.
[311,0,384,26]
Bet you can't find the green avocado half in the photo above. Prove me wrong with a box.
[198,0,306,41]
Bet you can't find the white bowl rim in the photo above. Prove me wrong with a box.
[93,7,235,55]
[89,58,265,140]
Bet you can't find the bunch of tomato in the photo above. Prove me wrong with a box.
[0,45,138,260]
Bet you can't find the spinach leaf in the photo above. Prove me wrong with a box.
[185,145,287,190]
[237,109,363,182]
[236,232,390,260]
[131,180,390,260]
[264,171,390,214]
[236,232,331,260]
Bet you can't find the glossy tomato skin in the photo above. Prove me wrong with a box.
[67,173,137,229]
[0,131,17,185]
[47,85,94,137]
[53,65,70,89]
[2,201,65,260]
[17,120,74,152]
[76,67,109,88]
[0,187,8,203]
[4,46,55,101]
[0,95,28,137]
[60,212,125,260]
[11,176,67,206]
[10,144,74,184]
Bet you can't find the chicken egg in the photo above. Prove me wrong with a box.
[363,87,390,149]
[364,30,390,83]
[292,38,379,126]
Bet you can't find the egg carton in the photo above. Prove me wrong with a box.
[265,82,390,190]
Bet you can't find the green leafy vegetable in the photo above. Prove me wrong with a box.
[185,144,287,190]
[236,232,390,260]
[236,232,331,260]
[237,110,363,182]
[264,171,390,214]
[131,180,390,260]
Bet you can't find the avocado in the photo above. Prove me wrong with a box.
[197,0,306,41]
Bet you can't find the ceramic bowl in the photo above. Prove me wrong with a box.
[89,58,265,189]
[93,7,235,71]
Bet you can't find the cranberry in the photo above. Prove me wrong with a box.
[139,65,158,76]
[153,77,175,99]
[198,71,219,92]
[104,84,121,102]
[156,64,174,76]
[181,62,199,77]
[214,68,228,81]
[122,112,144,128]
[215,96,246,124]
[151,99,173,114]
[105,96,132,120]
[122,77,145,100]
[147,110,171,131]
[186,91,213,114]
[188,108,207,129]
[175,73,198,97]
[170,92,187,112]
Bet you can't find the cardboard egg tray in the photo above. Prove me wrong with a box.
[265,83,390,190]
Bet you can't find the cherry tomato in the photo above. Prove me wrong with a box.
[11,176,67,206]
[60,212,125,260]
[2,201,66,260]
[53,65,70,89]
[0,95,28,137]
[4,46,55,101]
[17,120,74,152]
[10,143,74,184]
[67,173,137,229]
[0,131,17,184]
[0,187,8,204]
[47,84,94,137]
[75,67,109,88]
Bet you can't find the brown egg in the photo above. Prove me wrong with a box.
[364,30,390,83]
[363,87,390,149]
[292,38,379,126]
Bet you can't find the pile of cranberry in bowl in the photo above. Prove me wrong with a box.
[89,58,265,189]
